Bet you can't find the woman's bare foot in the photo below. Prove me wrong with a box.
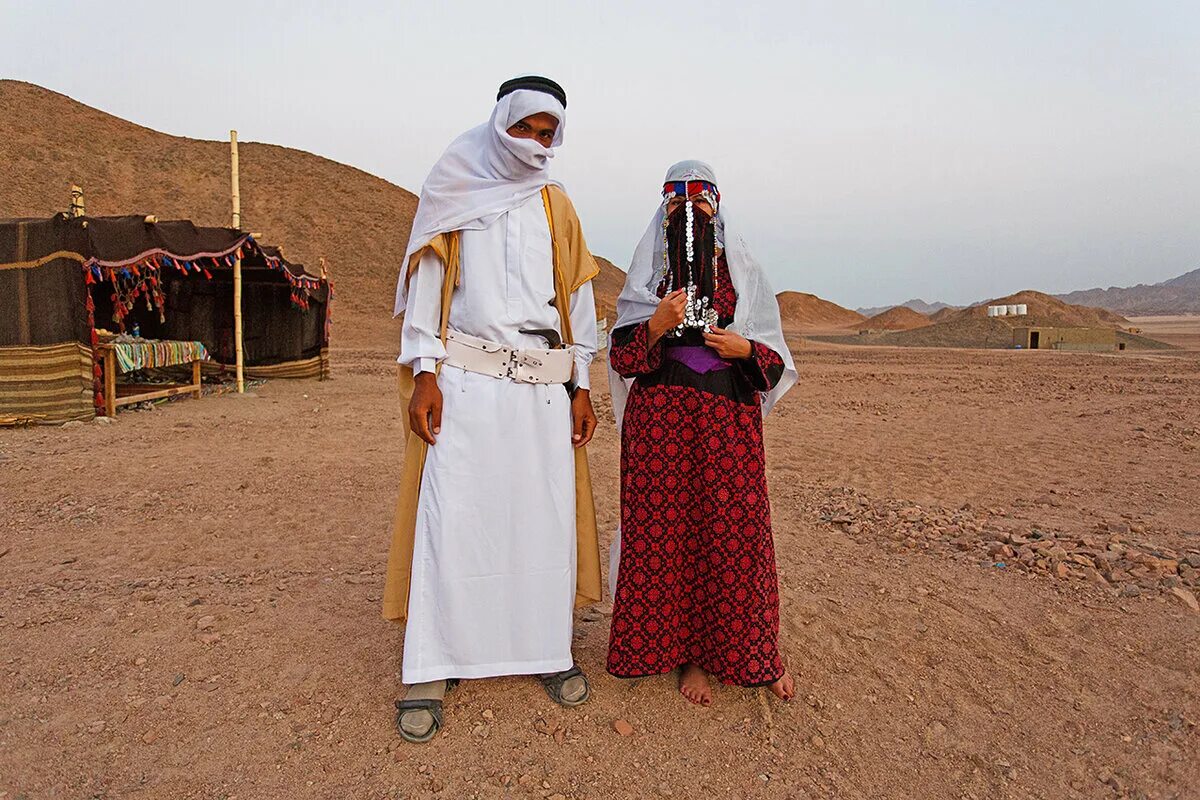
[679,663,713,706]
[768,670,795,701]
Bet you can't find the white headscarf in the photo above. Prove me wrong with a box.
[608,160,798,431]
[393,89,567,316]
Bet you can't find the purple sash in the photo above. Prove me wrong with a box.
[665,345,732,374]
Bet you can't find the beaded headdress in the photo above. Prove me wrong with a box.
[659,180,722,336]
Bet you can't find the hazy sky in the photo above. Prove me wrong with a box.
[2,1,1197,308]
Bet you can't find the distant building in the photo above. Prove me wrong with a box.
[1012,326,1123,352]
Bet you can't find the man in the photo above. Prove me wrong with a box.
[383,76,603,743]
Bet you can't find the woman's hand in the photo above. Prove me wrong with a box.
[648,289,687,346]
[409,371,443,445]
[703,326,753,359]
[571,389,597,448]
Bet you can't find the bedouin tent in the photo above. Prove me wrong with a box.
[0,213,331,424]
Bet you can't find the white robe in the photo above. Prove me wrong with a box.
[397,192,597,684]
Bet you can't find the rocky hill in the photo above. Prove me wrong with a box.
[0,80,419,347]
[855,306,932,331]
[777,292,865,331]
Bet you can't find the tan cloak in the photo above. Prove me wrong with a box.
[382,185,603,623]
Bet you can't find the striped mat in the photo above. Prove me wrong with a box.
[202,350,330,381]
[0,342,95,424]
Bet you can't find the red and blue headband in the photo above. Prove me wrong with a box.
[663,180,720,203]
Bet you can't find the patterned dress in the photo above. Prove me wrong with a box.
[606,256,787,686]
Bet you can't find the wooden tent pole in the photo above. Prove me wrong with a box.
[70,184,85,218]
[230,130,244,393]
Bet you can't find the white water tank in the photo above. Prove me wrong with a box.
[1016,303,1028,316]
[986,306,996,317]
[995,305,1008,316]
[1007,304,1019,316]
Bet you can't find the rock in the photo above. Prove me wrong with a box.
[87,720,106,733]
[1119,585,1143,598]
[171,673,186,687]
[481,709,494,720]
[195,615,216,630]
[142,729,158,744]
[94,416,115,425]
[1169,587,1199,613]
[612,718,634,737]
[923,720,948,747]
[1053,562,1069,579]
[989,543,1015,560]
[63,420,84,429]
[1107,522,1130,535]
[1184,554,1200,570]
[810,734,826,750]
[198,632,221,645]
[134,657,147,666]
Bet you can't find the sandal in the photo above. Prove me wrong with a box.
[394,679,459,744]
[539,665,590,707]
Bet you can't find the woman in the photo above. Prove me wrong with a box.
[606,161,798,705]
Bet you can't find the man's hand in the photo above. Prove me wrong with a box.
[409,371,443,445]
[703,326,753,359]
[571,389,597,449]
[647,289,687,346]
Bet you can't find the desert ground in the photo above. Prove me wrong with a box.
[2,335,1199,800]
[1126,316,1200,352]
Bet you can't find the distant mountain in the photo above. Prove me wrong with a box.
[1159,268,1200,290]
[1055,268,1200,315]
[856,298,958,317]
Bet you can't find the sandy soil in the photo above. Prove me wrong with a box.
[1127,316,1200,352]
[2,339,1198,800]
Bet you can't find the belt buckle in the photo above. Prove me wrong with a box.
[503,350,517,379]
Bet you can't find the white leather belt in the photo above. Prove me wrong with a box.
[443,330,574,385]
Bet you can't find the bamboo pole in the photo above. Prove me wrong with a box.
[69,185,85,217]
[230,130,244,393]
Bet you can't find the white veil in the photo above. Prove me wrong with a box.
[393,89,567,316]
[606,160,798,596]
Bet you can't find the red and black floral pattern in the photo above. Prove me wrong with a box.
[606,260,787,687]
